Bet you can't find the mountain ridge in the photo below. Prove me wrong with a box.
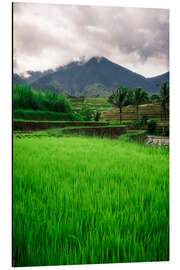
[13,57,169,97]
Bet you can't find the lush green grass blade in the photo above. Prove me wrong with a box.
[13,136,169,266]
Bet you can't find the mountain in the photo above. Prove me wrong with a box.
[146,72,169,92]
[13,57,169,97]
[21,69,54,84]
[13,73,26,85]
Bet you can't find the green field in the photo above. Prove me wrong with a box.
[13,135,169,266]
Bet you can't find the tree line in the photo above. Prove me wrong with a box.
[13,83,169,122]
[13,85,101,121]
[13,85,72,113]
[108,82,169,123]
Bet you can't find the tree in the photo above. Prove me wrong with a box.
[93,111,101,121]
[108,87,129,123]
[80,104,94,121]
[149,94,160,104]
[133,88,148,121]
[13,85,38,110]
[160,82,169,120]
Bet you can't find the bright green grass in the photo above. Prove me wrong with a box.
[13,136,169,267]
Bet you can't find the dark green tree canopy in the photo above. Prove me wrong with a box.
[160,82,169,105]
[133,87,148,106]
[108,87,130,108]
[108,87,131,123]
[160,82,169,120]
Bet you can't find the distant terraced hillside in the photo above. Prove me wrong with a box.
[69,97,166,122]
[69,97,113,112]
[101,103,165,121]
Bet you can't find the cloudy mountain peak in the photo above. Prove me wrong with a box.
[13,57,169,97]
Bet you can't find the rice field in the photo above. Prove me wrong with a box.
[69,97,114,112]
[13,135,169,267]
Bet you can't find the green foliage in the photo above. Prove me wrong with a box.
[124,89,134,106]
[160,82,169,103]
[13,85,72,113]
[120,130,147,142]
[149,94,160,103]
[13,85,38,110]
[46,128,63,137]
[131,118,148,130]
[133,88,148,106]
[108,87,131,123]
[80,104,94,121]
[147,119,159,135]
[160,82,169,120]
[109,87,130,108]
[72,112,84,121]
[109,120,133,126]
[13,109,83,121]
[13,136,169,266]
[133,88,148,121]
[108,87,149,123]
[132,121,141,129]
[162,126,169,137]
[94,111,101,121]
[139,115,148,126]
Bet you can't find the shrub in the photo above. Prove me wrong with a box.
[71,113,84,121]
[163,126,169,136]
[94,111,101,121]
[121,120,133,124]
[13,85,38,110]
[132,121,141,129]
[147,119,159,135]
[13,85,72,113]
[132,117,148,130]
[139,115,148,126]
[13,109,83,121]
[109,120,133,126]
[80,104,94,121]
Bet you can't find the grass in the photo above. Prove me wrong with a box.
[13,109,83,121]
[13,119,108,124]
[13,135,169,266]
[109,120,133,125]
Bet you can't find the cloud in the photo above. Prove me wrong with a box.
[13,3,169,77]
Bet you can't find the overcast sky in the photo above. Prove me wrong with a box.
[13,3,169,77]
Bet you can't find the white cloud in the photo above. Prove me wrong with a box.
[13,3,169,77]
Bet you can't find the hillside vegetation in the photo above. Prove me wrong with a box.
[101,104,163,121]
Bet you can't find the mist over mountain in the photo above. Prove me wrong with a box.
[13,73,27,85]
[13,57,169,97]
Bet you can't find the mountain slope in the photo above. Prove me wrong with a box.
[146,72,169,92]
[14,57,169,97]
[13,74,26,85]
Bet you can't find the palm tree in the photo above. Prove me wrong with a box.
[133,88,148,121]
[108,87,129,123]
[160,82,169,120]
[149,94,160,104]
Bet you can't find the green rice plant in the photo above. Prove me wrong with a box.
[46,128,64,137]
[109,120,133,126]
[13,136,169,267]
